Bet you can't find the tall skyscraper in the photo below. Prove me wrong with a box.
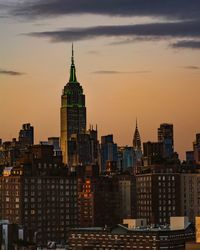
[158,123,174,158]
[132,120,142,167]
[60,45,86,164]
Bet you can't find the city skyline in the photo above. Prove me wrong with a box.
[1,1,200,159]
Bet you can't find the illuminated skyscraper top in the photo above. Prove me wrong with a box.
[60,45,86,165]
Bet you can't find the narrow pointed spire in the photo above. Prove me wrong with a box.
[71,43,74,65]
[133,118,141,150]
[69,43,77,83]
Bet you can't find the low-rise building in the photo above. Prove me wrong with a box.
[68,217,194,250]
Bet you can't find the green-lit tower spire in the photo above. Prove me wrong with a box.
[61,45,86,165]
[69,43,77,83]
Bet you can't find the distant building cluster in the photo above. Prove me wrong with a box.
[1,47,200,249]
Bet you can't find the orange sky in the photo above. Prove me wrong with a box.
[0,3,200,159]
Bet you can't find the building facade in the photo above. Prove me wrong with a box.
[68,218,194,250]
[100,135,118,173]
[68,127,99,167]
[158,123,174,158]
[117,146,133,172]
[18,123,34,147]
[0,145,78,245]
[180,173,200,223]
[136,165,181,225]
[78,174,121,228]
[143,141,164,166]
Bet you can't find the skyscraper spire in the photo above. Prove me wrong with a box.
[133,118,141,150]
[132,119,142,167]
[69,43,77,83]
[71,43,74,65]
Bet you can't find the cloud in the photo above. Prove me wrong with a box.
[0,69,24,76]
[8,1,200,50]
[93,70,150,74]
[87,50,100,55]
[0,2,13,18]
[182,66,200,70]
[108,38,137,46]
[171,40,200,49]
[0,3,11,9]
[11,0,200,21]
[26,20,200,43]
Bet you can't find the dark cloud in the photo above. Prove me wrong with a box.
[11,0,200,21]
[108,38,137,46]
[0,3,11,9]
[171,40,200,49]
[26,20,200,43]
[0,69,24,76]
[182,66,200,70]
[8,1,200,50]
[0,2,13,18]
[93,70,150,74]
[0,2,18,12]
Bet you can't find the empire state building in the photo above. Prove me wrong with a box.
[60,45,86,164]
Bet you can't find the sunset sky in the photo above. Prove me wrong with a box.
[0,0,200,159]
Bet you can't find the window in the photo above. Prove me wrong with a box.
[31,209,35,214]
